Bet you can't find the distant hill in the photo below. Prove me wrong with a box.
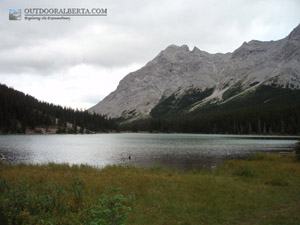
[0,84,118,134]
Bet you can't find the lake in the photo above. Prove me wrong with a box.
[0,133,298,170]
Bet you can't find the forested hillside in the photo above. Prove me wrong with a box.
[0,84,118,134]
[120,85,300,135]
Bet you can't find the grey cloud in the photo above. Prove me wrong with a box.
[0,0,299,75]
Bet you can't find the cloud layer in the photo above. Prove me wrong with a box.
[1,0,300,108]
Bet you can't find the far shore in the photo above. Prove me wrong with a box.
[1,130,300,139]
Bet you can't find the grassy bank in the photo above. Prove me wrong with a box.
[1,154,300,225]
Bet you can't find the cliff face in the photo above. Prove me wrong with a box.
[89,24,300,120]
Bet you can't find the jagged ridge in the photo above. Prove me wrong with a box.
[89,24,300,120]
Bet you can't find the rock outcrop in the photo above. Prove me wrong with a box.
[89,24,300,120]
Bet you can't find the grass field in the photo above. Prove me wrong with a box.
[1,153,300,225]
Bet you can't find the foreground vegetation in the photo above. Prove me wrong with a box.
[1,153,300,225]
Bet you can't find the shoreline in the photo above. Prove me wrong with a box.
[1,131,299,138]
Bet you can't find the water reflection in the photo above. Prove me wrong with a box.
[0,134,298,170]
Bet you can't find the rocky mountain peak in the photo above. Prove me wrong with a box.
[89,24,300,120]
[180,44,190,51]
[231,38,275,60]
[163,44,190,53]
[192,46,201,53]
[287,23,300,41]
[157,44,193,63]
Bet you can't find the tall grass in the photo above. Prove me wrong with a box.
[1,153,300,225]
[295,141,300,160]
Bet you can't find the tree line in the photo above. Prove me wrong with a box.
[121,85,300,135]
[120,105,300,135]
[0,84,118,134]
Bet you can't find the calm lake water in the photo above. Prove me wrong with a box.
[0,133,298,170]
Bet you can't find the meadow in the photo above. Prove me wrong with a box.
[1,152,300,225]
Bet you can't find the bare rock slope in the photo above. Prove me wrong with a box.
[89,24,300,119]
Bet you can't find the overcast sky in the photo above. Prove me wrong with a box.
[0,0,299,109]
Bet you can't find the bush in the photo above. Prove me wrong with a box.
[70,176,84,210]
[90,185,131,225]
[0,176,85,225]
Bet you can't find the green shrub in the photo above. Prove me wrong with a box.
[0,176,86,225]
[90,185,131,225]
[70,175,84,210]
[0,180,70,224]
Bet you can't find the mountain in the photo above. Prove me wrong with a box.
[89,24,300,123]
[0,84,118,134]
